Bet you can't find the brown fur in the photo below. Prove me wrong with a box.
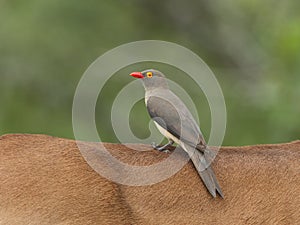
[0,134,299,225]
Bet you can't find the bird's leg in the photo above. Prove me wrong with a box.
[151,140,174,153]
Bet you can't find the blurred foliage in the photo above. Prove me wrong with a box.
[0,0,299,145]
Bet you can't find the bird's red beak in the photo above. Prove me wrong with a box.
[130,72,144,79]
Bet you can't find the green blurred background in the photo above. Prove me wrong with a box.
[1,0,299,146]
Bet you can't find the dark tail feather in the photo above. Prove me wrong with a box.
[198,166,217,197]
[188,147,224,198]
[205,166,224,198]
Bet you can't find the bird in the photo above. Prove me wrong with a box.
[130,69,223,198]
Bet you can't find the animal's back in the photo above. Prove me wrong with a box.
[0,134,299,224]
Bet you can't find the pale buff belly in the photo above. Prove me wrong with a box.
[154,121,182,146]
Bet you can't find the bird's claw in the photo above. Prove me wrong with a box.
[151,142,157,149]
[162,149,171,153]
[151,142,170,153]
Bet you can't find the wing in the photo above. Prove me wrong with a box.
[146,95,206,148]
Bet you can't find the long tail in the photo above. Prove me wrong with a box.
[185,145,224,198]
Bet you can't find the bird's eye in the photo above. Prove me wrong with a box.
[146,72,153,78]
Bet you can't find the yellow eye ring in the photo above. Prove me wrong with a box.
[146,72,153,78]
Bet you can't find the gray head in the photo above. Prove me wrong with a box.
[130,69,169,91]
